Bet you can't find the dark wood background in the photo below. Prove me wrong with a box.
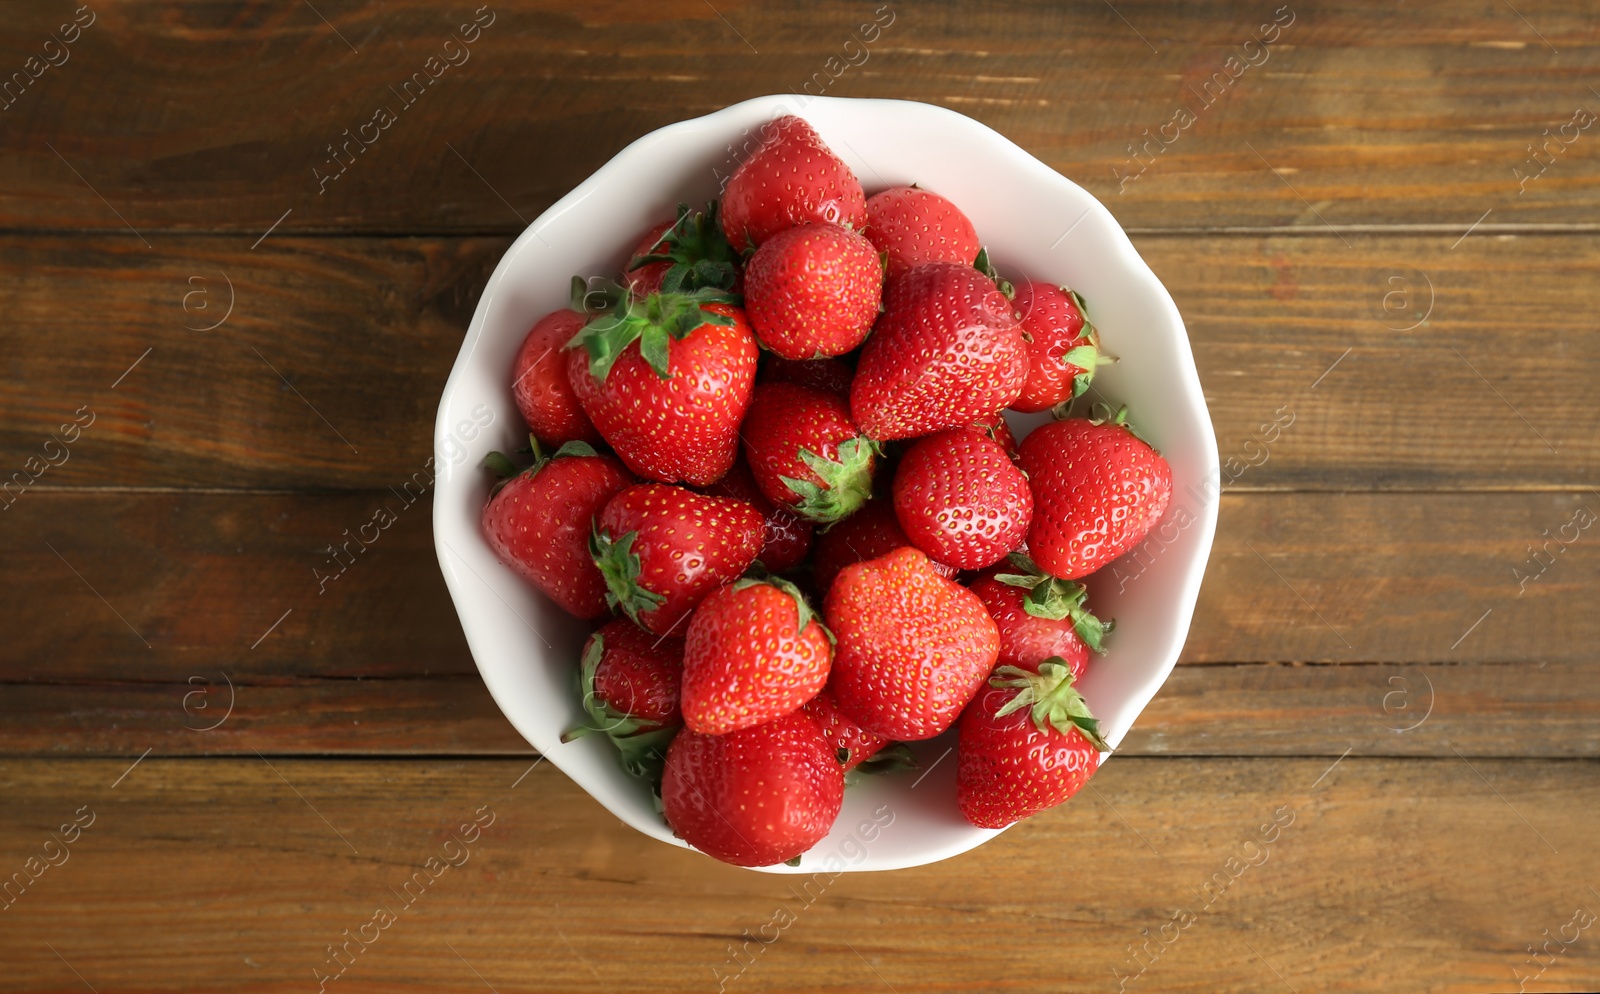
[3,2,1598,991]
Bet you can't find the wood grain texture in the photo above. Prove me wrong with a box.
[3,232,1599,490]
[0,2,1596,234]
[5,489,1598,757]
[4,3,1594,991]
[9,490,1597,680]
[1,757,1596,993]
[6,658,1598,759]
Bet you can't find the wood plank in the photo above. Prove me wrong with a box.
[0,756,1594,992]
[3,491,474,681]
[6,490,1594,678]
[0,678,530,757]
[4,490,1599,757]
[5,658,1597,759]
[0,2,1596,233]
[3,232,1599,490]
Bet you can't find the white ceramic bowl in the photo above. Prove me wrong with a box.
[434,95,1218,874]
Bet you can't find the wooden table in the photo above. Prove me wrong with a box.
[3,2,1597,990]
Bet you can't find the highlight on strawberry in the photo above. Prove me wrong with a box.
[478,113,1178,866]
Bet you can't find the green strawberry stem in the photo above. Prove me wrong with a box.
[483,437,599,496]
[855,742,917,775]
[1087,402,1156,449]
[561,632,679,784]
[568,286,741,381]
[626,201,741,295]
[480,435,601,492]
[990,660,1110,751]
[973,246,1016,300]
[570,275,627,315]
[993,552,1112,653]
[1060,286,1118,395]
[482,450,519,481]
[590,528,667,625]
[779,437,879,524]
[727,575,829,641]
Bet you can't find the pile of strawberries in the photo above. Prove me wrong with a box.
[482,115,1174,868]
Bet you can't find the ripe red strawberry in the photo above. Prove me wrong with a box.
[824,546,999,740]
[811,500,957,596]
[624,201,741,298]
[1011,282,1113,412]
[969,554,1111,679]
[966,411,1019,459]
[623,220,674,298]
[744,223,883,359]
[510,307,601,447]
[566,291,757,486]
[699,461,813,572]
[682,577,832,735]
[851,262,1027,440]
[802,689,889,771]
[742,382,878,524]
[561,619,684,781]
[591,484,765,636]
[662,709,844,867]
[957,659,1109,828]
[721,115,867,253]
[863,186,981,281]
[1019,405,1173,580]
[761,355,854,397]
[481,441,635,619]
[891,428,1032,570]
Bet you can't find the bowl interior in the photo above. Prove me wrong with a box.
[434,95,1219,873]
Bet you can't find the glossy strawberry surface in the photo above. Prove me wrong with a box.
[662,710,844,867]
[742,382,876,524]
[957,661,1104,828]
[720,115,867,253]
[967,570,1092,680]
[481,449,634,619]
[511,309,600,446]
[851,262,1027,441]
[824,547,999,740]
[744,222,883,359]
[1018,416,1173,580]
[1010,282,1105,413]
[811,500,957,597]
[892,429,1031,570]
[681,579,832,735]
[698,460,813,572]
[802,689,889,771]
[566,301,757,486]
[582,619,685,727]
[592,484,765,636]
[863,186,981,281]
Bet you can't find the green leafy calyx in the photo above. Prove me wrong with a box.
[730,574,829,641]
[993,553,1112,653]
[627,201,742,295]
[1056,288,1117,399]
[484,436,599,496]
[778,436,879,524]
[1087,402,1156,449]
[590,528,666,626]
[567,286,741,382]
[570,276,627,315]
[989,660,1110,751]
[973,246,1016,300]
[561,633,679,784]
